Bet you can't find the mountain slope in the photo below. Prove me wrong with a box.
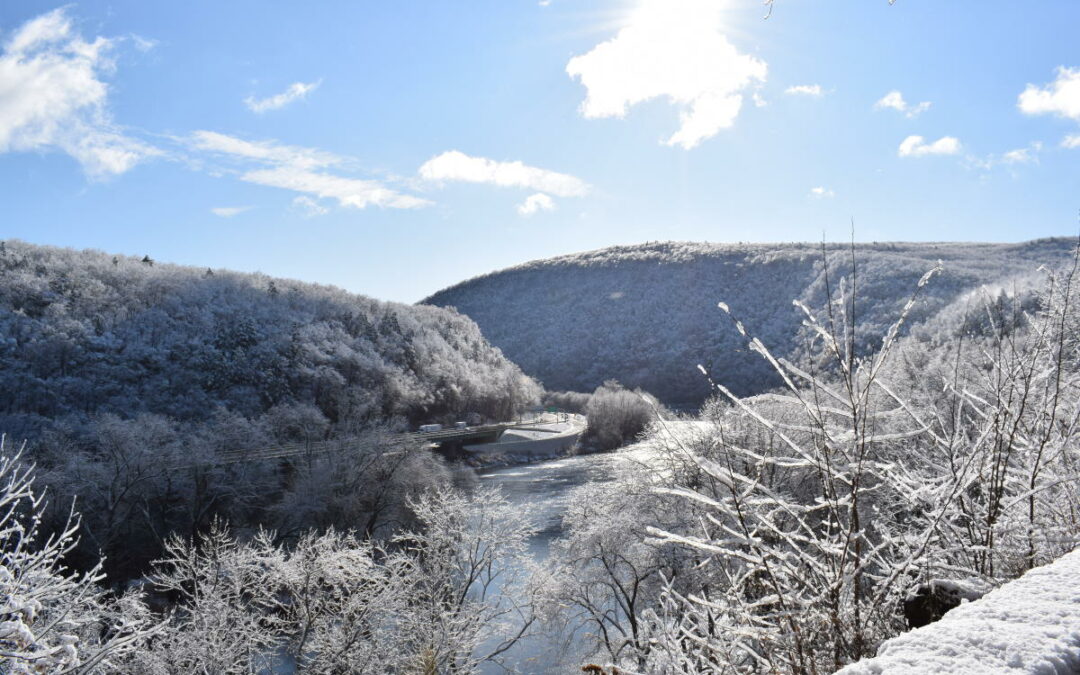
[0,240,541,437]
[422,239,1076,406]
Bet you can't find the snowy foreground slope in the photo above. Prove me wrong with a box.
[423,239,1076,405]
[839,548,1080,674]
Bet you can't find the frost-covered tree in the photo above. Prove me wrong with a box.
[632,262,981,672]
[542,390,592,414]
[270,429,451,539]
[0,440,154,672]
[397,487,538,673]
[130,524,417,674]
[540,475,688,668]
[886,260,1080,579]
[128,522,280,674]
[120,486,536,674]
[583,381,660,451]
[265,529,415,673]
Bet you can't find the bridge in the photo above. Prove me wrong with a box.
[408,421,518,445]
[206,415,564,466]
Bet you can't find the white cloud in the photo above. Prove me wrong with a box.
[242,166,430,210]
[244,80,321,114]
[1018,67,1080,121]
[968,141,1042,170]
[210,206,252,217]
[292,196,330,217]
[874,90,931,118]
[785,84,823,97]
[752,91,767,108]
[0,8,159,177]
[809,186,834,198]
[130,35,157,52]
[517,193,556,216]
[190,130,427,211]
[1001,145,1038,165]
[565,0,767,149]
[190,130,341,169]
[419,150,589,197]
[898,135,961,158]
[1063,134,1080,149]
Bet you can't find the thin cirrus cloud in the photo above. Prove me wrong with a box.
[517,193,556,216]
[190,130,342,169]
[1001,145,1039,164]
[292,196,330,217]
[565,0,767,149]
[875,91,931,118]
[785,84,823,97]
[244,80,321,114]
[1018,66,1080,148]
[242,166,430,210]
[968,142,1042,171]
[419,150,590,197]
[809,186,834,198]
[190,130,429,211]
[898,135,961,158]
[0,8,159,178]
[210,206,252,218]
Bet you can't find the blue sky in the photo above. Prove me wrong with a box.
[2,0,1079,302]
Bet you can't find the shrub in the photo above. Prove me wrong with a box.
[583,381,658,450]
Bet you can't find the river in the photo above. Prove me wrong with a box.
[475,443,663,673]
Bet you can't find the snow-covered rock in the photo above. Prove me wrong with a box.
[903,578,993,628]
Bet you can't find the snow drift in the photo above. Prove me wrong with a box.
[839,548,1080,674]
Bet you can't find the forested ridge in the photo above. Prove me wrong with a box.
[0,239,540,580]
[424,238,1076,406]
[0,239,540,437]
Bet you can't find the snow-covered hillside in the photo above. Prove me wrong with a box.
[0,240,541,435]
[423,239,1076,405]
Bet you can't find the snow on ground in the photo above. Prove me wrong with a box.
[601,419,719,478]
[500,420,575,442]
[839,548,1080,674]
[464,415,586,463]
[630,419,717,455]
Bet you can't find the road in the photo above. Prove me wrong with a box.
[202,414,562,466]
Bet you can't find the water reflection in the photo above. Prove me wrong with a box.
[475,445,658,673]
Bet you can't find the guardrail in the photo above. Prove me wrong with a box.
[201,416,552,467]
